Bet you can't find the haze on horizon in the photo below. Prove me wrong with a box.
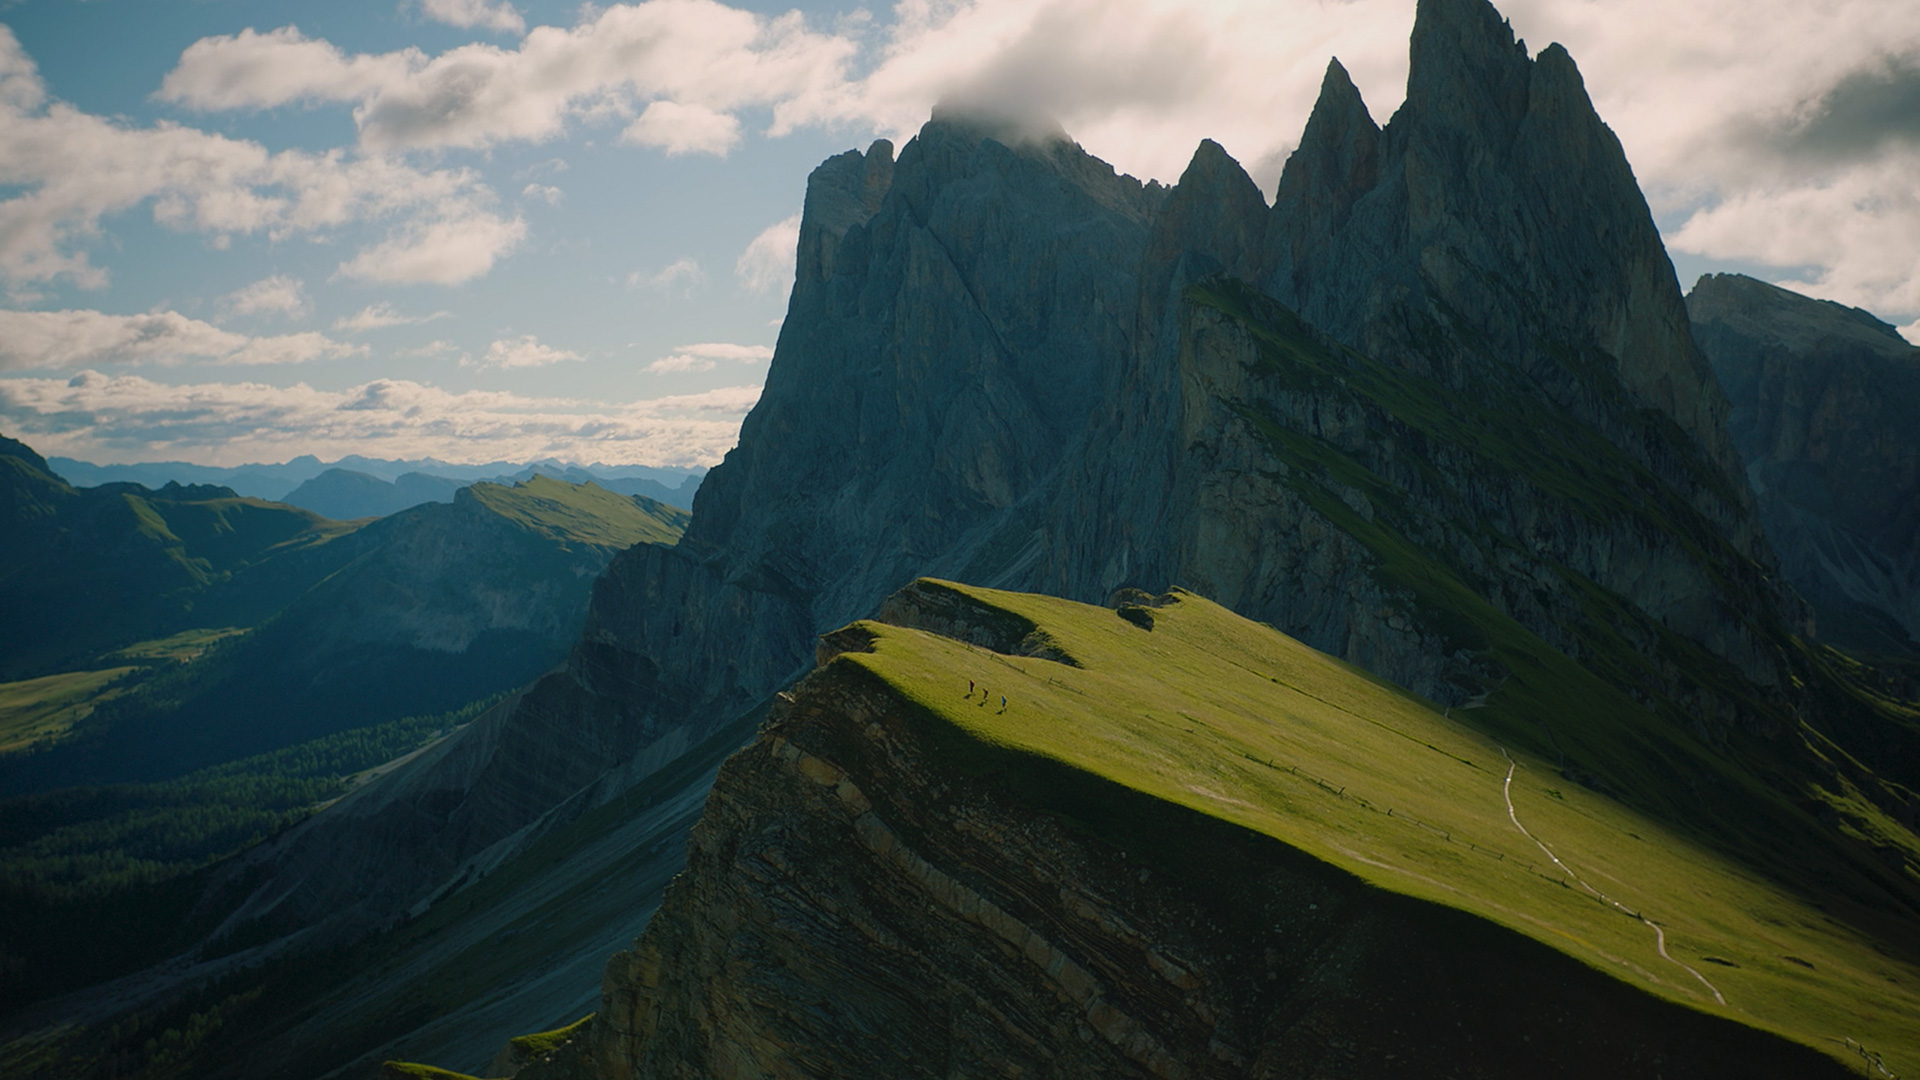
[0,0,1915,469]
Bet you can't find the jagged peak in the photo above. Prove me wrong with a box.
[1173,139,1266,208]
[1270,58,1381,246]
[1405,0,1531,138]
[1141,138,1269,296]
[1290,58,1380,171]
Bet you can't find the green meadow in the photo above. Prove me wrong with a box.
[835,581,1920,1077]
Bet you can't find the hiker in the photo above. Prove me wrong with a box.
[1000,695,1007,710]
[968,679,975,697]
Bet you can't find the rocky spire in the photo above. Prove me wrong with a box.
[1267,0,1755,552]
[1267,59,1381,304]
[1139,138,1268,312]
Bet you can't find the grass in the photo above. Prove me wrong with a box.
[466,475,690,550]
[509,1014,592,1059]
[0,667,138,753]
[0,629,248,756]
[833,580,1920,1076]
[380,1064,486,1080]
[107,627,248,665]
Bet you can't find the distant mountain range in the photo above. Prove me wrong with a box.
[47,455,706,511]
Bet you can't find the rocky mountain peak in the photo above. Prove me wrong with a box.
[1405,0,1533,149]
[1690,273,1920,358]
[1140,138,1268,309]
[1266,0,1752,551]
[793,139,895,290]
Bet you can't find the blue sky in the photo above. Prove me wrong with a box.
[1,0,1915,467]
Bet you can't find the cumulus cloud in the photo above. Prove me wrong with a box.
[420,0,527,36]
[0,308,363,370]
[156,27,425,111]
[629,256,705,293]
[219,274,309,321]
[620,99,742,155]
[734,214,799,295]
[643,340,773,373]
[475,334,582,369]
[0,371,756,466]
[332,302,452,332]
[521,183,564,205]
[162,1,857,153]
[335,214,527,285]
[0,25,516,289]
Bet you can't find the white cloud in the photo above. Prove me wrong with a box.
[420,0,527,36]
[0,308,363,370]
[397,338,465,359]
[220,274,309,321]
[643,341,770,373]
[0,25,513,289]
[155,26,425,111]
[1900,319,1920,347]
[335,213,527,285]
[161,2,858,154]
[475,334,582,369]
[0,371,757,466]
[677,342,772,361]
[333,302,453,333]
[734,213,799,295]
[521,183,564,205]
[629,256,705,293]
[620,99,742,156]
[644,353,714,373]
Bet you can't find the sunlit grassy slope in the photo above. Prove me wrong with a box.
[835,580,1919,1077]
[0,667,138,753]
[466,475,689,549]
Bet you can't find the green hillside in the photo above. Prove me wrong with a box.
[465,475,689,549]
[835,580,1919,1077]
[0,438,367,680]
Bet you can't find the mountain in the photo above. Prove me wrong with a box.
[11,0,1917,1074]
[0,475,691,792]
[0,435,366,680]
[0,473,690,1022]
[46,455,707,507]
[280,468,468,520]
[1688,272,1920,657]
[523,580,1881,1078]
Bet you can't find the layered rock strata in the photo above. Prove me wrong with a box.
[526,612,1850,1080]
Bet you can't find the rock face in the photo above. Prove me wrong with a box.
[527,603,1849,1080]
[177,0,1917,1071]
[1689,272,1920,654]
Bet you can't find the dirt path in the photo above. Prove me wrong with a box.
[1500,748,1726,1006]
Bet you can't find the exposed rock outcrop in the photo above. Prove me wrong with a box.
[1689,272,1920,655]
[527,622,1851,1080]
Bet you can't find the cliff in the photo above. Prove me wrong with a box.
[528,581,1902,1079]
[1688,272,1920,656]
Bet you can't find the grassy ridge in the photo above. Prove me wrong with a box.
[466,475,689,549]
[839,581,1919,1076]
